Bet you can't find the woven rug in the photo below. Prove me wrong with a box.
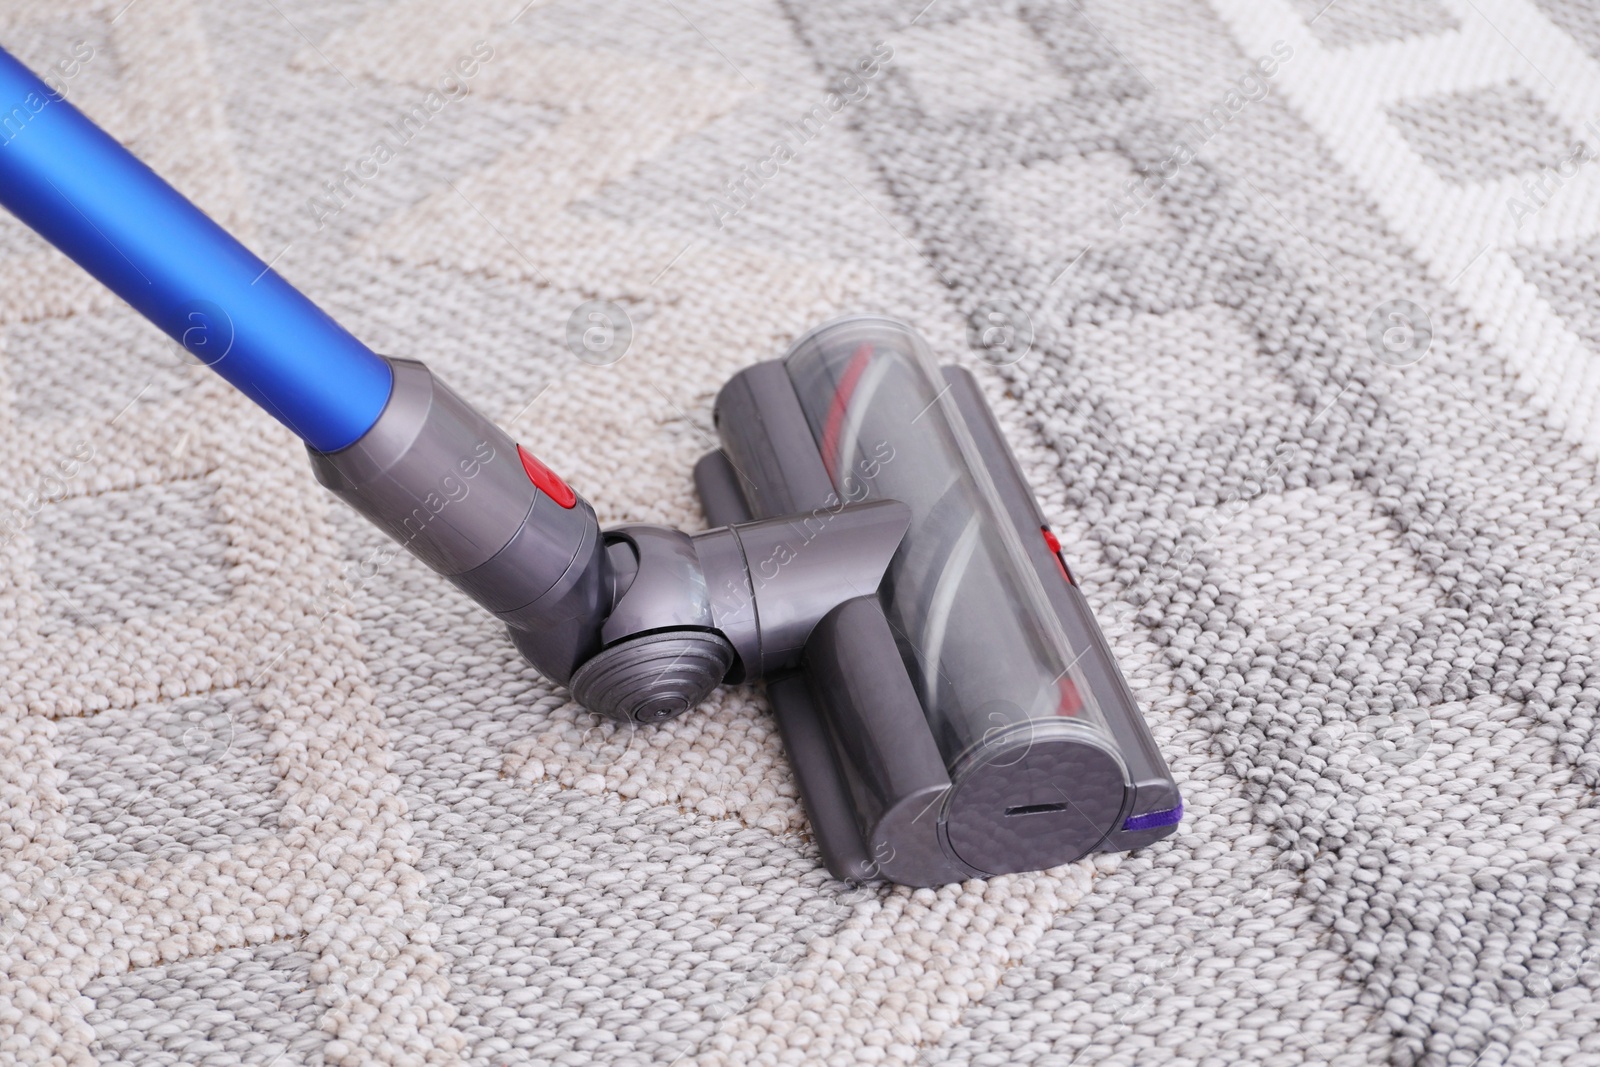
[3,0,1600,1064]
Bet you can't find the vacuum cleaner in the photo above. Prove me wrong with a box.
[0,47,1179,886]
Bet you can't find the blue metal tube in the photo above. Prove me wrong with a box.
[0,47,392,451]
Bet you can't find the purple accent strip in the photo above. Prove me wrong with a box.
[1122,803,1182,832]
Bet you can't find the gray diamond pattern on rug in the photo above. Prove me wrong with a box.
[55,690,283,870]
[4,305,202,428]
[1289,0,1460,48]
[416,783,851,1067]
[31,478,233,635]
[1515,234,1600,356]
[1530,0,1600,62]
[1386,83,1577,185]
[82,941,324,1066]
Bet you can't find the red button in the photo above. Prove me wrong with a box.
[518,445,576,509]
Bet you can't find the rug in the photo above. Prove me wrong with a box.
[2,0,1599,1064]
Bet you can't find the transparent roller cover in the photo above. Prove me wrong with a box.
[703,316,1180,884]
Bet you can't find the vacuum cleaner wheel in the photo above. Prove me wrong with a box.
[570,629,736,723]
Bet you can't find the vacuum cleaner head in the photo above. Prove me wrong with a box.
[696,316,1181,885]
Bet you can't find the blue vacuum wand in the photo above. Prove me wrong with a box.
[0,49,390,451]
[0,47,1179,885]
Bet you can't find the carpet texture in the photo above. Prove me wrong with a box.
[3,1,1600,1065]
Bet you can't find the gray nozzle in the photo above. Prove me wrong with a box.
[306,356,912,714]
[307,357,611,683]
[574,499,911,723]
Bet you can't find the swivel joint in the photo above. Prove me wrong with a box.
[307,356,910,724]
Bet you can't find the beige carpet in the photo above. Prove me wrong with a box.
[3,0,1600,1064]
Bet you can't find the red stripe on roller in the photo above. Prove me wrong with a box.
[1058,675,1083,716]
[1042,527,1073,584]
[818,342,874,484]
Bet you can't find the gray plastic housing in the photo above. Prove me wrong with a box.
[305,355,913,723]
[700,316,1181,885]
[574,503,910,723]
[603,501,910,684]
[307,357,611,684]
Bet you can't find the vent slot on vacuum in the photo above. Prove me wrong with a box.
[1004,802,1072,818]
